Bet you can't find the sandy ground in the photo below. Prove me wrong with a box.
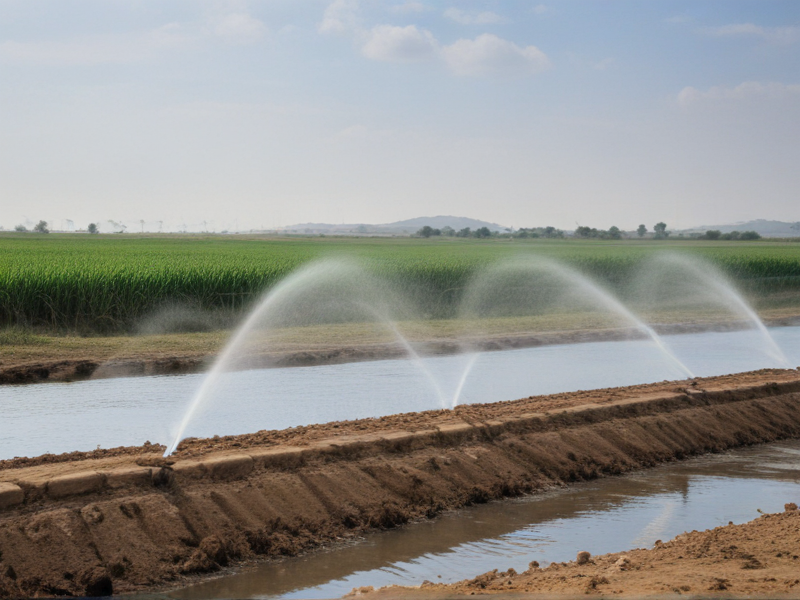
[1,370,800,598]
[363,504,800,599]
[2,309,799,384]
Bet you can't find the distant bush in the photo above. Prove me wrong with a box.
[574,225,622,239]
[415,226,441,238]
[703,230,761,241]
[515,226,563,239]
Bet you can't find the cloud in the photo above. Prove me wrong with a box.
[318,0,549,77]
[532,5,548,15]
[361,24,438,62]
[212,13,268,44]
[677,81,800,107]
[442,34,550,76]
[0,9,267,66]
[443,8,508,25]
[319,0,360,34]
[594,57,614,71]
[388,2,428,14]
[0,24,191,66]
[700,23,800,46]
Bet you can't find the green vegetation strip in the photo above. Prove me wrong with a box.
[1,234,799,333]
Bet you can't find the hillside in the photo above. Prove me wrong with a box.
[683,219,800,238]
[284,215,507,235]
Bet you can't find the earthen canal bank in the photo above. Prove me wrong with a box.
[1,369,800,598]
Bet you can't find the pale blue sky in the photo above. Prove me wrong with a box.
[1,1,798,232]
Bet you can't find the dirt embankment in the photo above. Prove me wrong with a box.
[3,314,799,385]
[1,370,800,598]
[365,504,800,599]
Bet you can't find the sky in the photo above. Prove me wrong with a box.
[0,1,798,233]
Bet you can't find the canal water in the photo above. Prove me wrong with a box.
[1,326,799,459]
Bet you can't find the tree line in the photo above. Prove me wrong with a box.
[13,221,100,234]
[416,221,762,241]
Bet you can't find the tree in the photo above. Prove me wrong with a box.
[474,226,492,238]
[456,227,471,237]
[87,223,98,234]
[704,230,721,240]
[33,220,49,234]
[653,222,668,239]
[441,226,455,236]
[637,224,647,237]
[740,230,761,240]
[14,224,27,232]
[416,225,434,238]
[575,226,600,238]
[608,226,621,239]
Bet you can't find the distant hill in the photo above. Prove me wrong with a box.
[284,215,508,235]
[682,219,800,238]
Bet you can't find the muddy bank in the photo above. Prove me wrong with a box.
[3,316,799,385]
[365,504,800,599]
[0,356,207,385]
[1,370,800,598]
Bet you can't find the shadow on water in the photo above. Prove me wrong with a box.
[167,440,800,600]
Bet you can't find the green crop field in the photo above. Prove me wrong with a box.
[1,233,799,333]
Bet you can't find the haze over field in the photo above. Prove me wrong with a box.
[1,1,798,232]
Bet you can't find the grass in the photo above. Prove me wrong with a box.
[1,233,800,334]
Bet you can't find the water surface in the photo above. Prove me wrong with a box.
[2,327,799,459]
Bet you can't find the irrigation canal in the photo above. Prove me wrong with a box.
[2,326,799,460]
[159,439,800,599]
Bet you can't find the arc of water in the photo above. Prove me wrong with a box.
[557,266,696,379]
[166,261,451,456]
[657,255,790,367]
[165,263,341,456]
[451,352,480,408]
[453,258,695,404]
[358,303,450,410]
